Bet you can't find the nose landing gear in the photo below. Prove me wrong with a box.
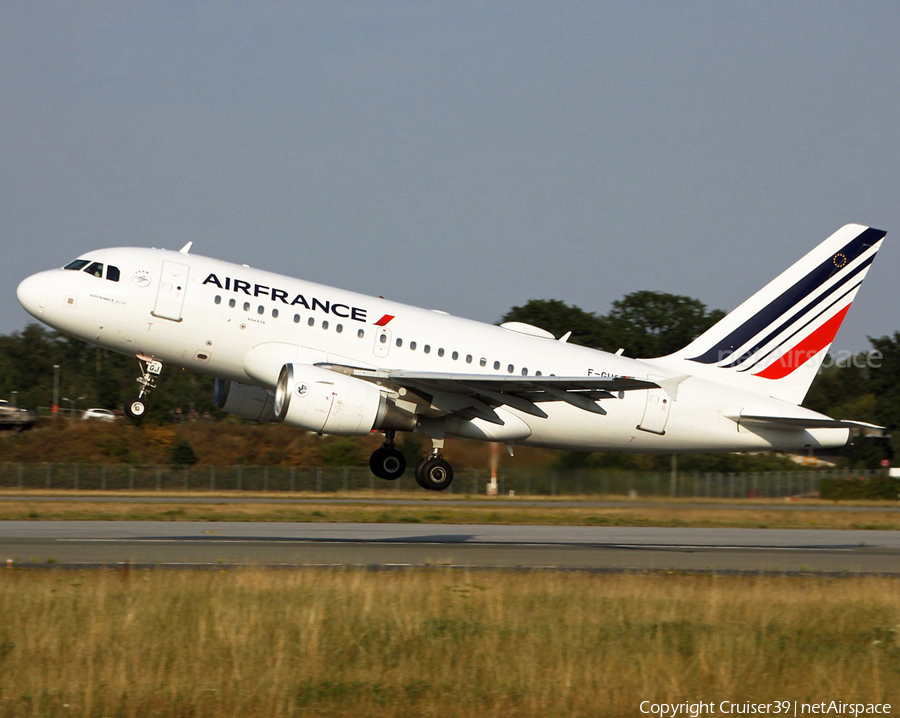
[124,354,162,419]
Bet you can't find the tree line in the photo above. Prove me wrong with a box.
[2,290,898,468]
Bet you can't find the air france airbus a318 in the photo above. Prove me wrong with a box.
[16,223,885,491]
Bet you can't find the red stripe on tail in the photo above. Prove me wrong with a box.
[752,305,851,380]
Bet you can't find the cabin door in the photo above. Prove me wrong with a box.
[152,261,189,322]
[637,378,671,435]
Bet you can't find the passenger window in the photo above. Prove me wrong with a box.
[424,345,431,354]
[308,318,315,327]
[214,296,222,305]
[437,348,444,357]
[84,261,104,278]
[379,333,387,344]
[336,324,343,333]
[466,355,473,364]
[410,341,417,351]
[521,368,528,375]
[507,364,514,373]
[229,299,236,308]
[322,321,329,330]
[357,329,365,338]
[243,302,250,311]
[106,265,120,282]
[536,370,542,376]
[64,259,89,271]
[293,314,300,323]
[272,308,279,318]
[257,305,264,315]
[452,351,458,360]
[396,338,403,348]
[480,357,487,367]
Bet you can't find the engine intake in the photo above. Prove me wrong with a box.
[274,363,414,435]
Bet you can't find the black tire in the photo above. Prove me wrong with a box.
[414,458,429,489]
[369,447,406,481]
[124,398,147,419]
[415,457,454,492]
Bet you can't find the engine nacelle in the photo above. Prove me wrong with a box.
[274,363,414,435]
[214,378,277,423]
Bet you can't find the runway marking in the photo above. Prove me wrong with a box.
[54,538,858,551]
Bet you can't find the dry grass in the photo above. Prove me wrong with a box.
[0,570,897,717]
[2,495,900,530]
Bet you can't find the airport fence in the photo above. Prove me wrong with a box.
[0,462,887,498]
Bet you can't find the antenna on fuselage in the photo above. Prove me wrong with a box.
[179,242,193,254]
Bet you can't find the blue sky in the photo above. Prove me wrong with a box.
[2,2,898,352]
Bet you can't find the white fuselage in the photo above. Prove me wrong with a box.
[17,246,849,453]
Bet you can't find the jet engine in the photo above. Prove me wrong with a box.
[214,378,277,422]
[274,363,414,435]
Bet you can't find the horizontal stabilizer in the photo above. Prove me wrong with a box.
[727,413,884,433]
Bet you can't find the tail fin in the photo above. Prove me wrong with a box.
[659,224,886,404]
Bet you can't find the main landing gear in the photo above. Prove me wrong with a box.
[368,431,455,491]
[414,451,454,492]
[369,430,407,481]
[124,354,163,419]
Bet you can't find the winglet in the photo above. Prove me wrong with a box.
[179,242,193,254]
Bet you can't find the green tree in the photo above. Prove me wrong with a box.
[868,332,900,458]
[170,438,199,466]
[501,299,614,349]
[802,349,894,469]
[605,291,726,357]
[0,323,218,418]
[501,292,724,357]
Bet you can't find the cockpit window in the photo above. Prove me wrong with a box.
[106,265,120,282]
[64,259,89,271]
[84,261,104,278]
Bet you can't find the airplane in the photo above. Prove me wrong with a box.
[16,223,885,491]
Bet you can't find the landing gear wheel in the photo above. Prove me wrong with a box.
[124,398,147,419]
[369,447,406,481]
[415,457,454,492]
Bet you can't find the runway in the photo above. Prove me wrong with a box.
[3,494,900,512]
[3,520,899,574]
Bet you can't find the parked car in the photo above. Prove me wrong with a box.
[0,400,20,416]
[0,400,38,431]
[81,408,118,422]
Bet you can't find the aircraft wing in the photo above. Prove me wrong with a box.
[318,364,657,425]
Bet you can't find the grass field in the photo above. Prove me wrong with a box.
[0,570,897,717]
[1,491,900,530]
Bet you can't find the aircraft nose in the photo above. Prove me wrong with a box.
[17,273,49,319]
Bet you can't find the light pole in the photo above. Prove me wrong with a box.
[52,365,60,417]
[10,391,17,408]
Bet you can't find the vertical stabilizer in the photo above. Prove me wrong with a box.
[657,224,886,404]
